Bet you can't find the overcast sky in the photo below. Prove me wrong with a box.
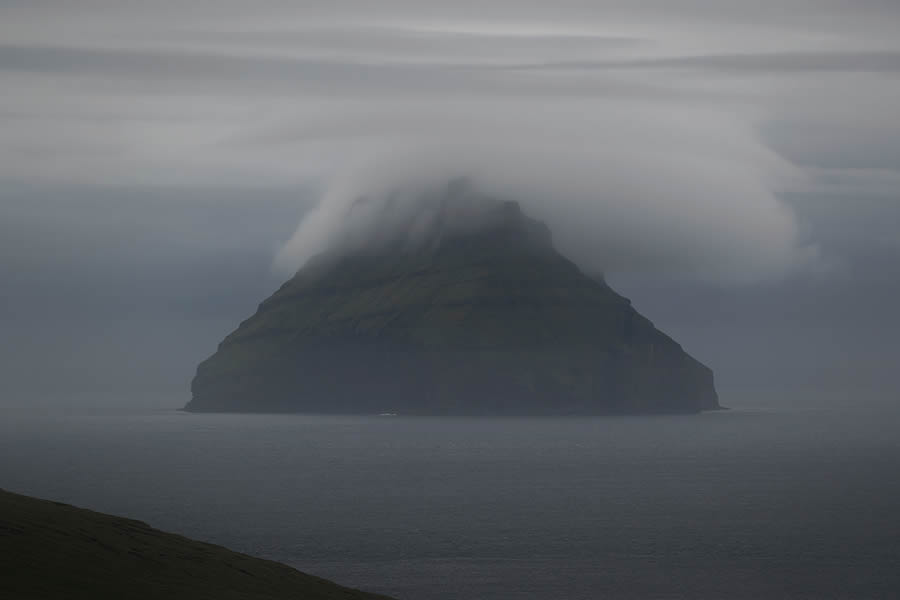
[1,1,898,411]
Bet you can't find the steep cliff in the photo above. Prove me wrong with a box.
[188,188,718,415]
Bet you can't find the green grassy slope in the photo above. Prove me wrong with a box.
[0,489,394,600]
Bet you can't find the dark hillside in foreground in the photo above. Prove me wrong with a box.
[0,488,394,600]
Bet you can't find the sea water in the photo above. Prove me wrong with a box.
[1,406,898,599]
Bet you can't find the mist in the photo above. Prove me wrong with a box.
[1,0,899,410]
[274,101,814,283]
[3,3,900,600]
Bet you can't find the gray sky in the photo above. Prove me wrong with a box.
[1,1,898,411]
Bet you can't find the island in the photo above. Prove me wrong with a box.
[188,183,718,415]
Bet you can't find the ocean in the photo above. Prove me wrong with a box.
[1,406,898,599]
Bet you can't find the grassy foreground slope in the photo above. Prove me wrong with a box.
[0,489,394,600]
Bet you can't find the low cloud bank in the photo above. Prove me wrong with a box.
[275,101,816,284]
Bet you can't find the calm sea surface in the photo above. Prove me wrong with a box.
[1,407,899,599]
